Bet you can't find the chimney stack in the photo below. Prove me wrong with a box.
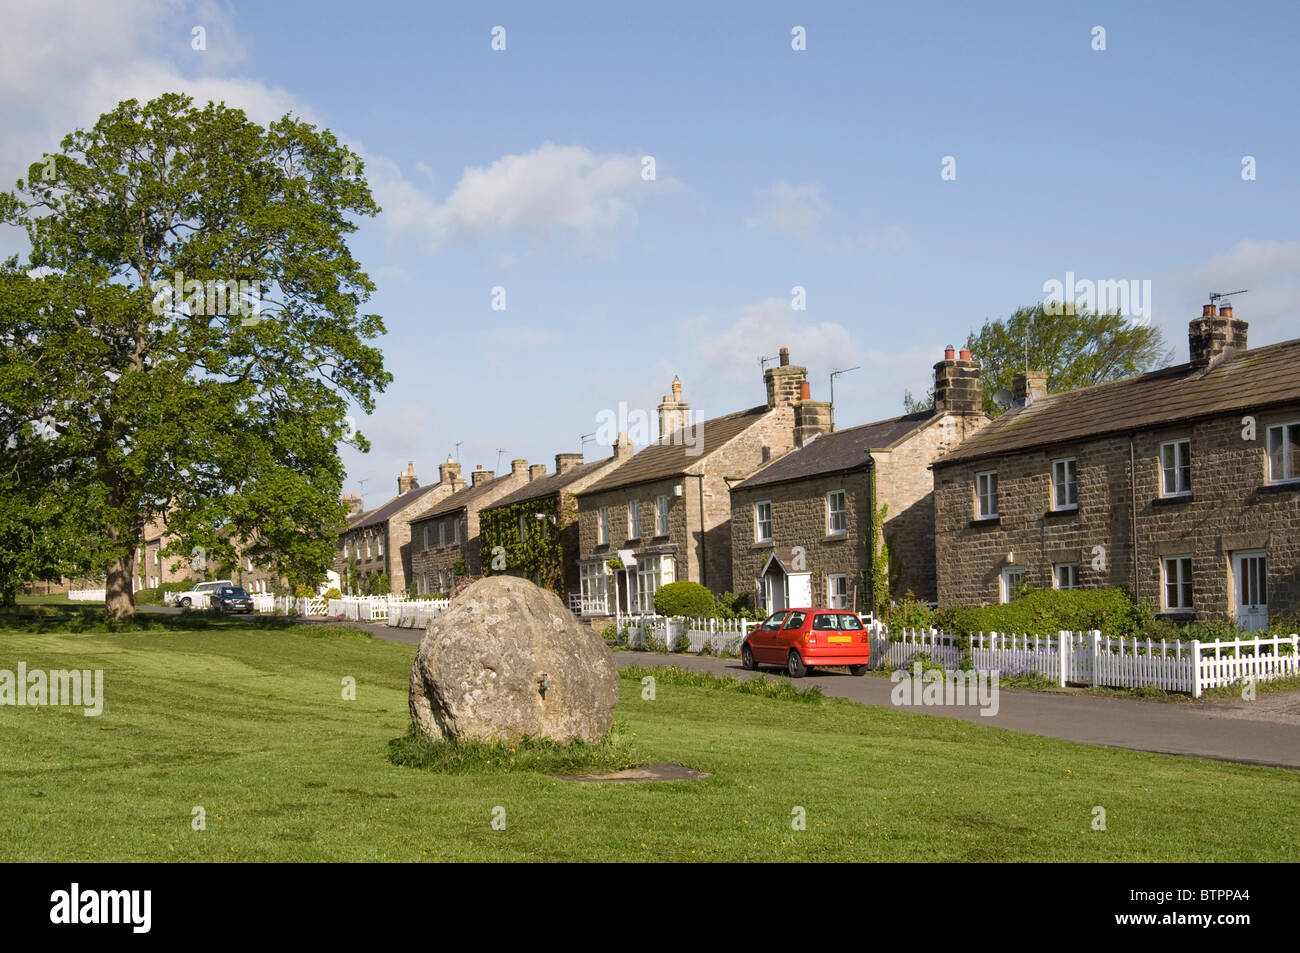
[934,347,982,415]
[470,466,494,487]
[340,493,363,516]
[1189,301,1248,370]
[614,431,634,462]
[510,458,528,479]
[764,346,808,409]
[437,456,462,487]
[793,380,831,445]
[555,452,583,475]
[529,464,547,481]
[397,462,419,494]
[1012,370,1049,407]
[657,376,690,441]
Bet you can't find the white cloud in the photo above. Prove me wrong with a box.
[745,181,829,238]
[1171,240,1300,349]
[693,298,860,391]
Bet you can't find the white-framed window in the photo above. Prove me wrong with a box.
[377,535,383,556]
[1266,422,1300,483]
[635,555,674,613]
[826,490,847,535]
[976,471,999,519]
[755,501,773,542]
[1000,567,1026,603]
[655,495,669,536]
[827,573,848,609]
[439,570,448,593]
[1163,556,1194,611]
[1160,439,1192,496]
[1053,563,1080,590]
[1052,458,1078,510]
[598,506,610,545]
[364,538,371,559]
[422,526,429,550]
[343,540,349,559]
[580,562,609,615]
[628,499,641,539]
[454,519,461,544]
[439,522,447,547]
[519,513,529,541]
[154,549,160,565]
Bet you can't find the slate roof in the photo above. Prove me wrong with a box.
[734,412,938,491]
[414,477,509,522]
[347,483,439,531]
[936,338,1300,467]
[579,405,770,495]
[483,459,610,510]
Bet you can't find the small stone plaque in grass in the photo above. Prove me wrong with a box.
[553,763,711,783]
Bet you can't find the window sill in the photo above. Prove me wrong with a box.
[1045,507,1079,517]
[970,516,1001,527]
[1152,495,1193,506]
[1255,481,1300,496]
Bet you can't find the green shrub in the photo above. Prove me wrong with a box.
[323,587,342,601]
[883,590,933,630]
[713,591,766,621]
[293,584,315,598]
[673,631,691,653]
[941,587,1146,637]
[653,581,714,619]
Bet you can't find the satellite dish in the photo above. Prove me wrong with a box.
[993,389,1014,409]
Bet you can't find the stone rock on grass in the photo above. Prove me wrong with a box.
[408,575,617,744]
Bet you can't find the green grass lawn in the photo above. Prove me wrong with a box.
[1,618,1296,861]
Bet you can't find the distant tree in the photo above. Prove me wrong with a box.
[965,304,1170,417]
[902,386,935,415]
[0,94,390,619]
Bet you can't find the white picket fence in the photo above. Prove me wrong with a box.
[68,589,107,601]
[385,598,450,628]
[623,616,754,655]
[874,627,1300,697]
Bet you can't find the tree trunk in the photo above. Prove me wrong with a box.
[104,549,136,621]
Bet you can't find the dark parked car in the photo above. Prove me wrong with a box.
[210,585,254,614]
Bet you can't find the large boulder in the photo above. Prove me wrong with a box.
[408,575,618,744]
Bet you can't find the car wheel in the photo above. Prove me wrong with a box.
[849,664,868,676]
[180,597,191,608]
[787,651,807,679]
[741,644,756,671]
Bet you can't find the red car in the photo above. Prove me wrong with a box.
[741,608,871,678]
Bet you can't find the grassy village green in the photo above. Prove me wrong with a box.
[0,610,1296,861]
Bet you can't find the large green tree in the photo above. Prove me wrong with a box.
[904,303,1170,417]
[0,94,390,618]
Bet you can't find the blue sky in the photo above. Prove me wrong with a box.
[3,0,1298,508]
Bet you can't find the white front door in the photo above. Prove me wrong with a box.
[1233,551,1268,632]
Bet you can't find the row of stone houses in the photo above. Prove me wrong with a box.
[339,304,1300,630]
[932,304,1300,628]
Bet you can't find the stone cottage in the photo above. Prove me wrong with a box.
[931,303,1300,629]
[407,460,532,595]
[730,348,990,613]
[575,348,828,616]
[335,461,462,596]
[477,444,635,608]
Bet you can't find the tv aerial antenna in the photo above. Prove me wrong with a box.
[1209,290,1248,306]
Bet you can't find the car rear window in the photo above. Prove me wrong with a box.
[813,613,864,631]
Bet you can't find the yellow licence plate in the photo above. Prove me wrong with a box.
[827,635,852,643]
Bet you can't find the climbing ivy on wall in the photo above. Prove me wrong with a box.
[479,495,565,594]
[866,470,891,616]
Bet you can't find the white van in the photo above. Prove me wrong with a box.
[168,580,235,608]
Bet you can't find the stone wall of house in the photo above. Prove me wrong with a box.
[730,470,871,608]
[874,412,989,602]
[577,475,691,590]
[934,406,1300,620]
[408,472,528,593]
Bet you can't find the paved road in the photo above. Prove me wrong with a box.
[148,607,1300,769]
